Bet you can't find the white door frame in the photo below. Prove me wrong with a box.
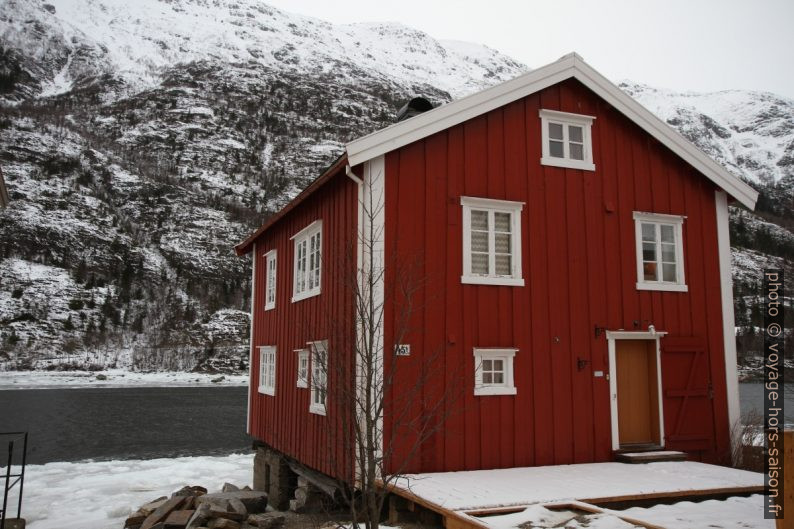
[607,330,667,451]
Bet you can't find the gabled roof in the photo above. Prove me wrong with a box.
[346,52,758,210]
[235,154,347,256]
[0,166,9,208]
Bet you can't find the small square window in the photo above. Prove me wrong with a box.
[473,348,517,396]
[258,346,276,396]
[264,250,277,311]
[539,109,595,171]
[461,197,524,286]
[633,212,687,292]
[296,349,309,388]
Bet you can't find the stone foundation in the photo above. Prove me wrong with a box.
[253,444,298,511]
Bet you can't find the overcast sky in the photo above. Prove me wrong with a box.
[265,0,794,98]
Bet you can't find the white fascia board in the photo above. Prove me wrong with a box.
[345,53,758,210]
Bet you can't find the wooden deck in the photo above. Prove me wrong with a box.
[383,461,765,529]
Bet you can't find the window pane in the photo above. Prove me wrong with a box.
[642,242,656,261]
[660,224,675,243]
[549,122,563,140]
[494,233,511,253]
[662,263,677,282]
[643,262,657,281]
[641,223,656,242]
[495,254,511,276]
[493,373,504,384]
[471,210,488,230]
[493,359,503,371]
[569,143,584,160]
[661,243,676,263]
[483,359,492,370]
[549,140,564,158]
[494,212,511,233]
[471,253,489,274]
[483,372,493,384]
[569,125,583,143]
[471,230,489,252]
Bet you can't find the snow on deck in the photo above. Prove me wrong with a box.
[392,461,763,511]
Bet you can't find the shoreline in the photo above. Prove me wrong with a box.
[0,369,248,390]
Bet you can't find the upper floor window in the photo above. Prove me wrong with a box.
[259,346,276,396]
[292,220,322,302]
[633,212,687,292]
[473,348,517,396]
[264,250,277,311]
[539,109,595,171]
[461,197,524,287]
[309,341,328,415]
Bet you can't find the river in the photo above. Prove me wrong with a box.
[0,383,790,464]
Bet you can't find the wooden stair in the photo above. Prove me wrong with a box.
[614,447,687,463]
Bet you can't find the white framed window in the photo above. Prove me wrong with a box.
[461,197,524,286]
[264,250,277,311]
[473,348,517,396]
[296,349,309,388]
[309,341,327,415]
[291,220,322,302]
[539,109,596,171]
[633,212,687,292]
[258,346,276,396]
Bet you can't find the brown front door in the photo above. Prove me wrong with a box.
[616,340,661,446]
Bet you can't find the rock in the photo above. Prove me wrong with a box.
[141,497,186,529]
[186,503,212,529]
[140,498,169,516]
[164,509,195,528]
[196,491,267,514]
[173,486,208,498]
[125,510,148,527]
[181,497,195,510]
[211,376,225,383]
[228,498,247,517]
[222,483,239,492]
[96,373,107,380]
[241,486,252,491]
[208,519,240,529]
[208,509,245,522]
[247,513,285,529]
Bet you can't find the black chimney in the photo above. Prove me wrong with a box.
[396,97,434,122]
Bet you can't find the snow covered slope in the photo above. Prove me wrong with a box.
[0,0,790,373]
[622,83,794,186]
[0,0,526,102]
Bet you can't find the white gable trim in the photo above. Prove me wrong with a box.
[345,53,757,210]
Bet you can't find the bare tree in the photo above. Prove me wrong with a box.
[317,170,462,529]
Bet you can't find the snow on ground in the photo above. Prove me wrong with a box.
[621,494,772,529]
[393,461,763,511]
[478,496,773,528]
[4,453,253,529]
[0,369,247,390]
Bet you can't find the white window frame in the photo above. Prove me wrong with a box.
[309,340,327,415]
[296,349,309,388]
[473,348,517,396]
[539,109,596,171]
[633,211,688,292]
[291,220,322,303]
[264,249,277,311]
[461,196,524,286]
[258,346,276,396]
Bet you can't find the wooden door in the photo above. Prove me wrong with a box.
[616,340,661,446]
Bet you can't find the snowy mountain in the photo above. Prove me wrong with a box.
[0,0,790,372]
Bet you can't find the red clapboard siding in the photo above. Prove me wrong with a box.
[248,167,358,481]
[382,78,729,474]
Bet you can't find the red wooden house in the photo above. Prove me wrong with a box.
[235,53,757,494]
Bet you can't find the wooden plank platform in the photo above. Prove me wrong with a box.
[384,461,764,529]
[614,450,687,464]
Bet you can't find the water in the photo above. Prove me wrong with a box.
[0,383,788,465]
[739,381,794,425]
[0,386,252,464]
